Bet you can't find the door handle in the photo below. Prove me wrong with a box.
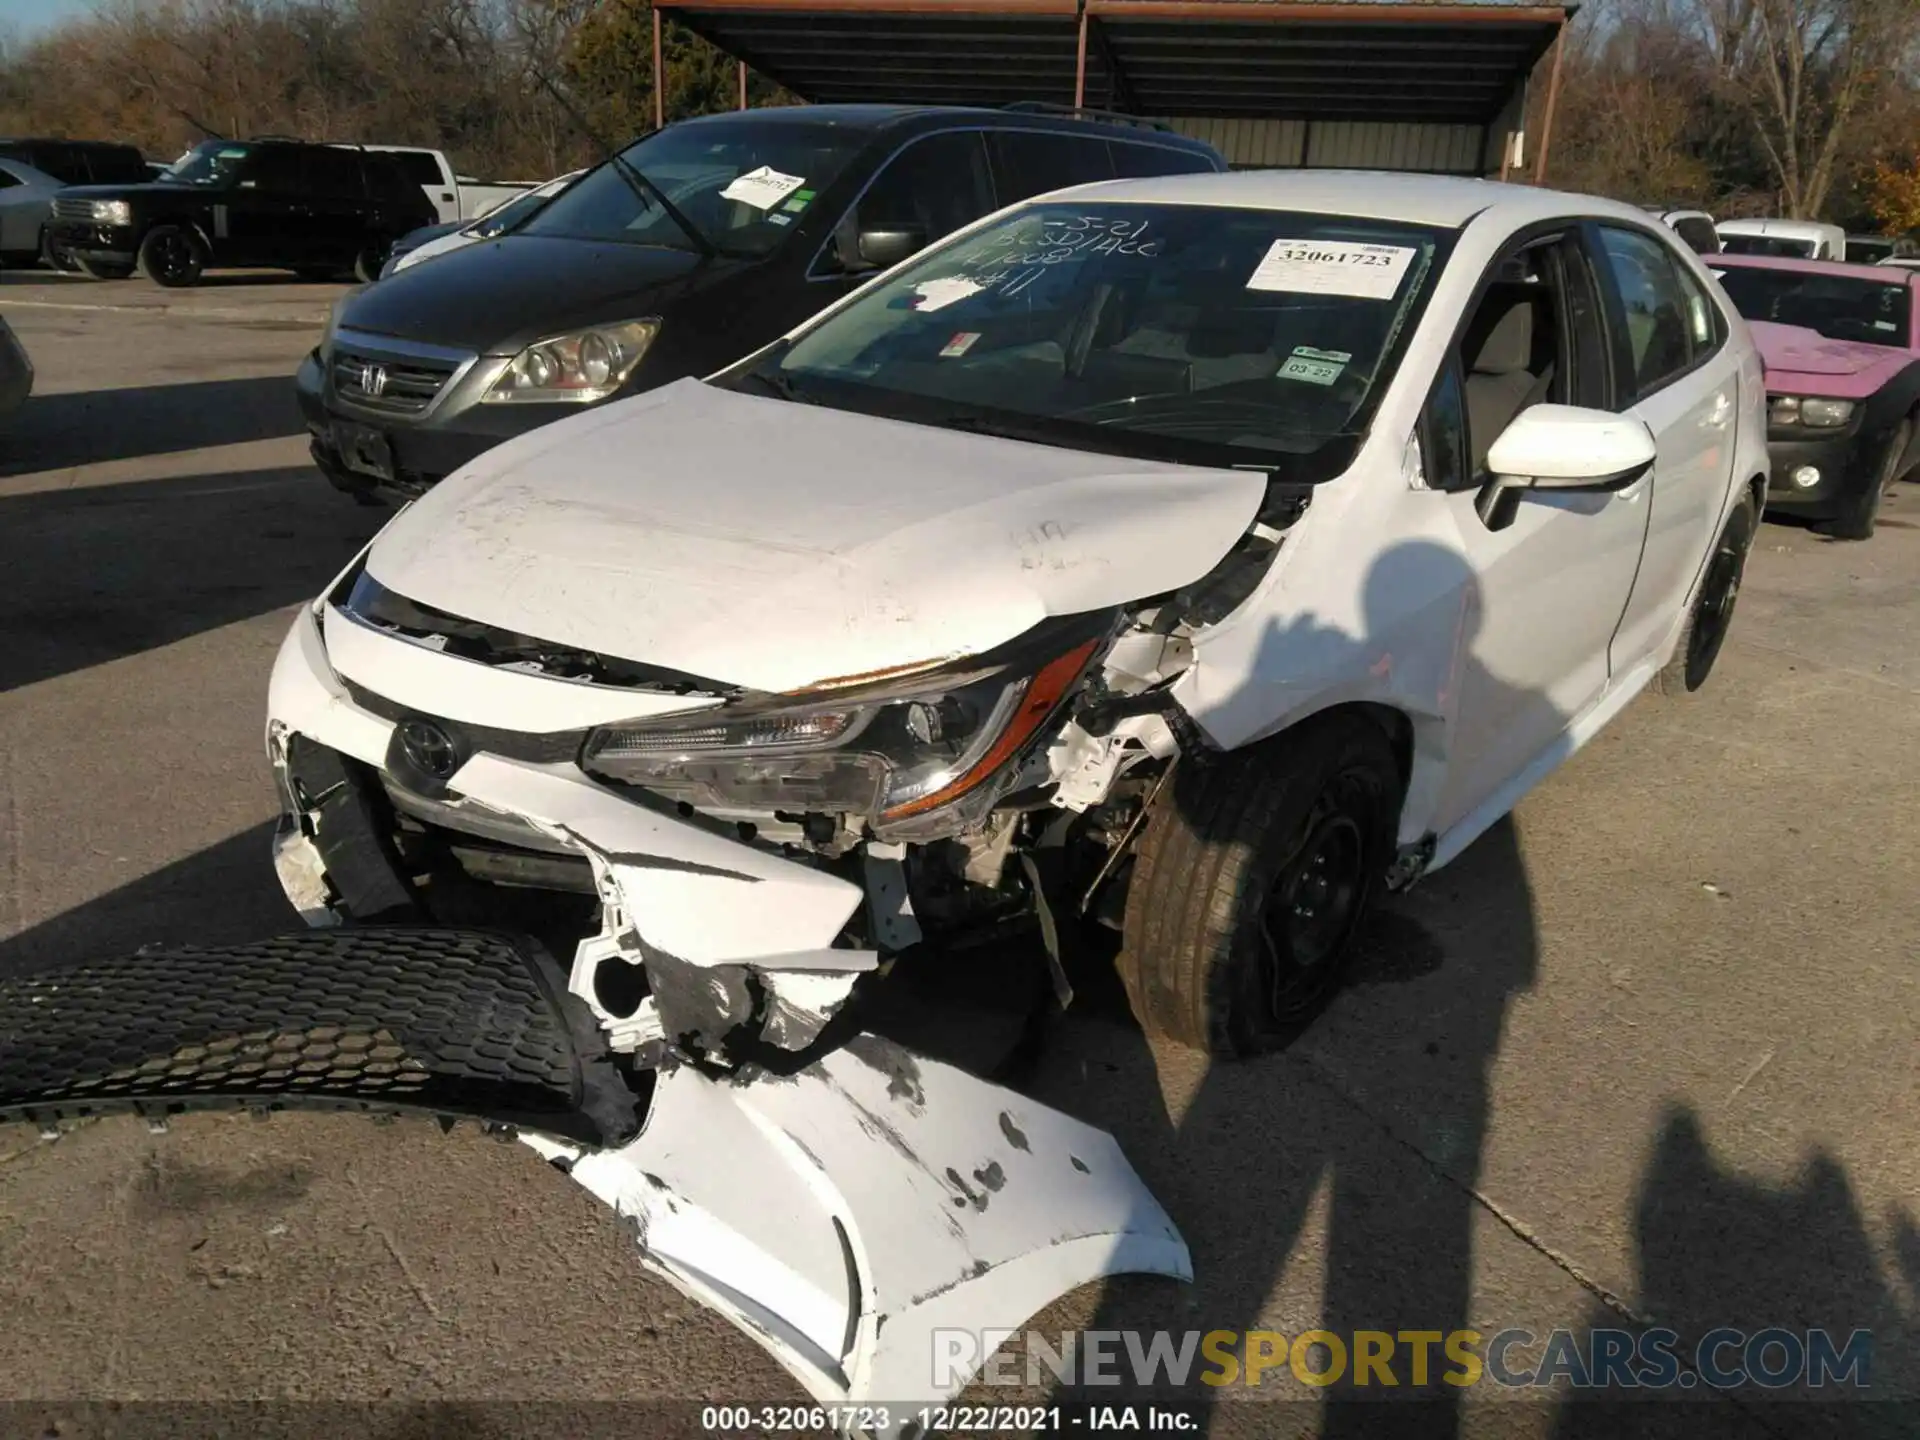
[1706,393,1733,429]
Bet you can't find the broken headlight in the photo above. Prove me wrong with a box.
[581,637,1100,822]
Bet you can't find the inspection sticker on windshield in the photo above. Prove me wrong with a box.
[1278,346,1351,385]
[939,332,981,358]
[720,166,807,211]
[1247,240,1416,299]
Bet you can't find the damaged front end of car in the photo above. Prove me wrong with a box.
[1,415,1314,1430]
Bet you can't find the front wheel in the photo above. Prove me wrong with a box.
[1822,419,1909,542]
[1116,713,1401,1057]
[138,225,207,287]
[1655,489,1756,695]
[353,240,393,285]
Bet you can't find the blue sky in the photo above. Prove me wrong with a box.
[4,0,101,40]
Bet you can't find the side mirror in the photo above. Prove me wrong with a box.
[1477,405,1657,530]
[854,225,926,271]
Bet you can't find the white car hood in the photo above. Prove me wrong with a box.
[365,378,1267,693]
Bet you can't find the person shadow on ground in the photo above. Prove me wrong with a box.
[1010,536,1553,1438]
[1547,1106,1918,1440]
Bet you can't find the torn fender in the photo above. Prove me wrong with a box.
[527,1037,1190,1436]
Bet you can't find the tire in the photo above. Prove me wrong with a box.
[1654,489,1756,696]
[138,224,207,287]
[1115,712,1401,1057]
[353,240,393,285]
[73,255,135,281]
[1821,420,1909,542]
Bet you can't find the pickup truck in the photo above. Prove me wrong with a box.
[363,145,536,224]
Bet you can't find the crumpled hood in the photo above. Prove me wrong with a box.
[1746,320,1915,395]
[362,379,1268,693]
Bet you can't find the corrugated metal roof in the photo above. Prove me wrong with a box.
[659,0,1569,124]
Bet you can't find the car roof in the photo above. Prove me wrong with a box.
[1012,169,1659,229]
[1709,253,1919,285]
[667,103,1216,151]
[1716,217,1839,236]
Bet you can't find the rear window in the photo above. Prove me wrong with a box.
[1718,234,1818,259]
[1710,264,1913,347]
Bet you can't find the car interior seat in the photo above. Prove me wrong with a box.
[1462,282,1556,474]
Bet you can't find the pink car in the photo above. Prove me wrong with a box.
[1707,253,1920,539]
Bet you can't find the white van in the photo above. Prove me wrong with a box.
[1716,218,1846,260]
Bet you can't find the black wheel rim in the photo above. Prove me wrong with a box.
[153,234,192,280]
[1258,786,1368,1020]
[1685,534,1744,690]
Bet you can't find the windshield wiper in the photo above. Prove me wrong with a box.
[532,70,718,259]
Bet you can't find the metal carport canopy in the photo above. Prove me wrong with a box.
[654,0,1570,126]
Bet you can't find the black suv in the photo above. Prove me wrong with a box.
[46,139,438,286]
[297,104,1224,503]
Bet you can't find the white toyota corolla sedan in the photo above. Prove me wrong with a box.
[89,171,1777,1422]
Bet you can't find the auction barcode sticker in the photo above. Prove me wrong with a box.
[1247,240,1416,299]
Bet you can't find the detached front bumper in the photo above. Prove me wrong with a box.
[0,602,1189,1429]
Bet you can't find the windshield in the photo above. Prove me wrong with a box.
[1718,234,1817,259]
[163,140,255,186]
[471,174,576,236]
[518,118,866,256]
[1711,265,1912,346]
[757,202,1452,475]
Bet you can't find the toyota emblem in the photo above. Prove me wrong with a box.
[397,718,459,781]
[358,362,389,398]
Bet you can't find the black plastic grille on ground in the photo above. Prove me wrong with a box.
[0,929,642,1147]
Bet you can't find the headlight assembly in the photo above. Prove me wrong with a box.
[88,200,132,226]
[483,318,661,404]
[581,636,1101,824]
[1770,395,1854,428]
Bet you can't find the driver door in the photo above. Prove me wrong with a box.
[1427,226,1652,839]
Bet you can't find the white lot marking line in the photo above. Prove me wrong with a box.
[4,298,328,322]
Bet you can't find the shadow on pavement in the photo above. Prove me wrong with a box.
[0,464,380,692]
[0,821,289,981]
[0,374,306,475]
[1547,1107,1918,1440]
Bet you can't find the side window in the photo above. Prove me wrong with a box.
[1109,141,1213,178]
[1671,261,1723,355]
[33,144,83,185]
[389,151,446,188]
[1454,237,1585,477]
[243,146,305,193]
[988,130,1114,205]
[1674,217,1719,255]
[1595,226,1697,400]
[822,131,993,276]
[304,147,365,199]
[1421,363,1471,493]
